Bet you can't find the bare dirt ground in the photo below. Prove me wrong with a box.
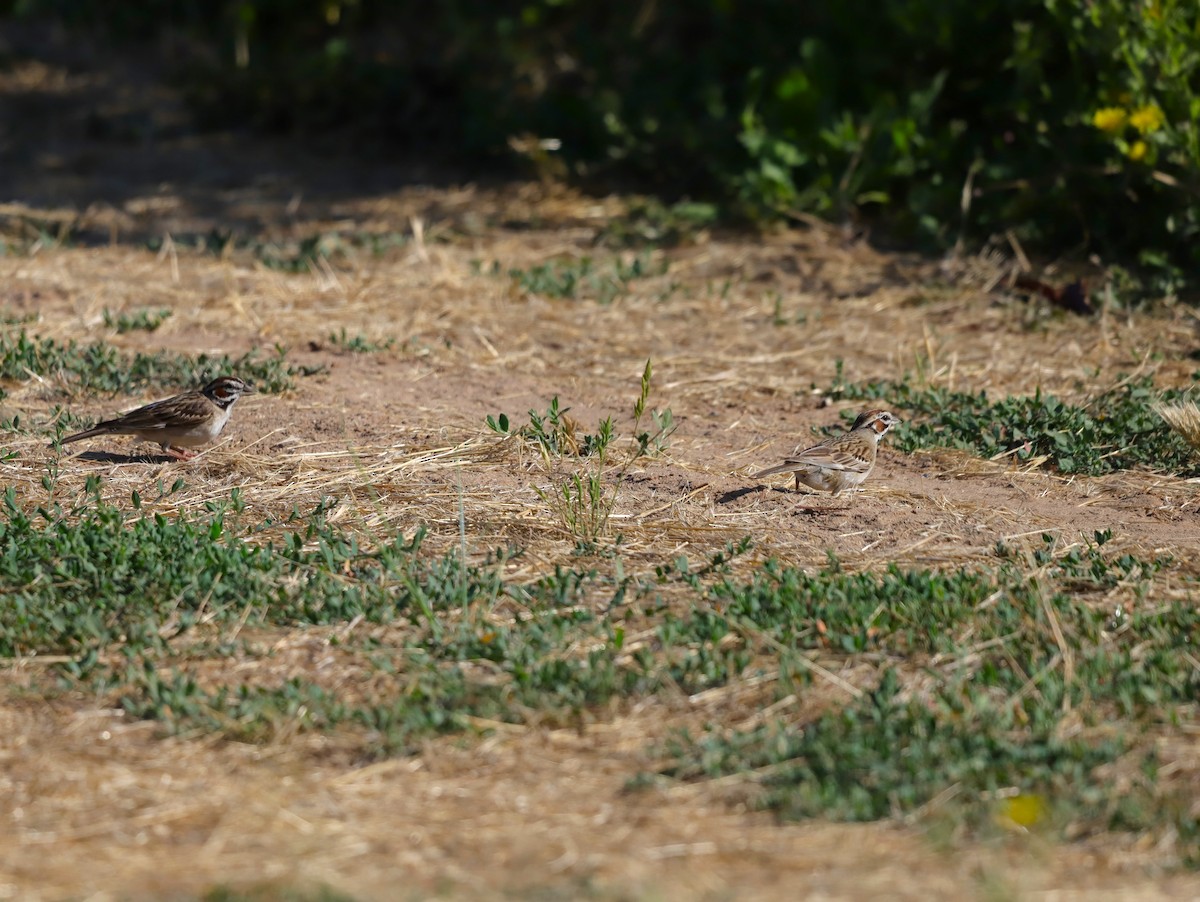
[2,27,1200,901]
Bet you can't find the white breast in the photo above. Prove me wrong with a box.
[169,406,232,448]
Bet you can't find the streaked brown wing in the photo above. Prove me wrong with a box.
[757,446,870,478]
[754,436,832,478]
[817,448,873,474]
[97,393,209,433]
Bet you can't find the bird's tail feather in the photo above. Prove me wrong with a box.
[58,427,108,445]
[753,461,802,479]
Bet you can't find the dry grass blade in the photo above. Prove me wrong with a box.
[1154,400,1200,454]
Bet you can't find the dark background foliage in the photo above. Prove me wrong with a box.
[3,0,1198,288]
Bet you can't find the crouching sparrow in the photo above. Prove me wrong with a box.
[754,409,902,498]
[54,376,256,460]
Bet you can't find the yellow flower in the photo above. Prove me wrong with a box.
[998,793,1047,829]
[1092,107,1128,134]
[1127,140,1148,161]
[1129,104,1165,134]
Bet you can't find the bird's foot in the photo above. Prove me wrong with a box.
[164,445,197,461]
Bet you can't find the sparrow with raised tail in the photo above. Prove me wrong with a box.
[754,409,902,497]
[54,376,256,460]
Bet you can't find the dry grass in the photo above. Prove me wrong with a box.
[1156,400,1200,454]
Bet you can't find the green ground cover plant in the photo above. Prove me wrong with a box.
[505,254,665,304]
[0,329,324,398]
[488,362,675,544]
[326,328,396,354]
[828,365,1200,475]
[653,532,1198,854]
[102,308,173,334]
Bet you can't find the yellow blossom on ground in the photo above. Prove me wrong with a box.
[1127,140,1148,161]
[1129,103,1165,134]
[1092,107,1128,133]
[998,793,1047,829]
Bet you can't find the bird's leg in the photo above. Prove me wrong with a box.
[794,474,801,493]
[163,444,197,461]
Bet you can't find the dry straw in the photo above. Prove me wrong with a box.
[1154,400,1200,454]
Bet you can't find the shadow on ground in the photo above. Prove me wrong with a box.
[0,20,480,246]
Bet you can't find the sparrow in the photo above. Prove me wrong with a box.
[54,376,256,460]
[754,409,902,497]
